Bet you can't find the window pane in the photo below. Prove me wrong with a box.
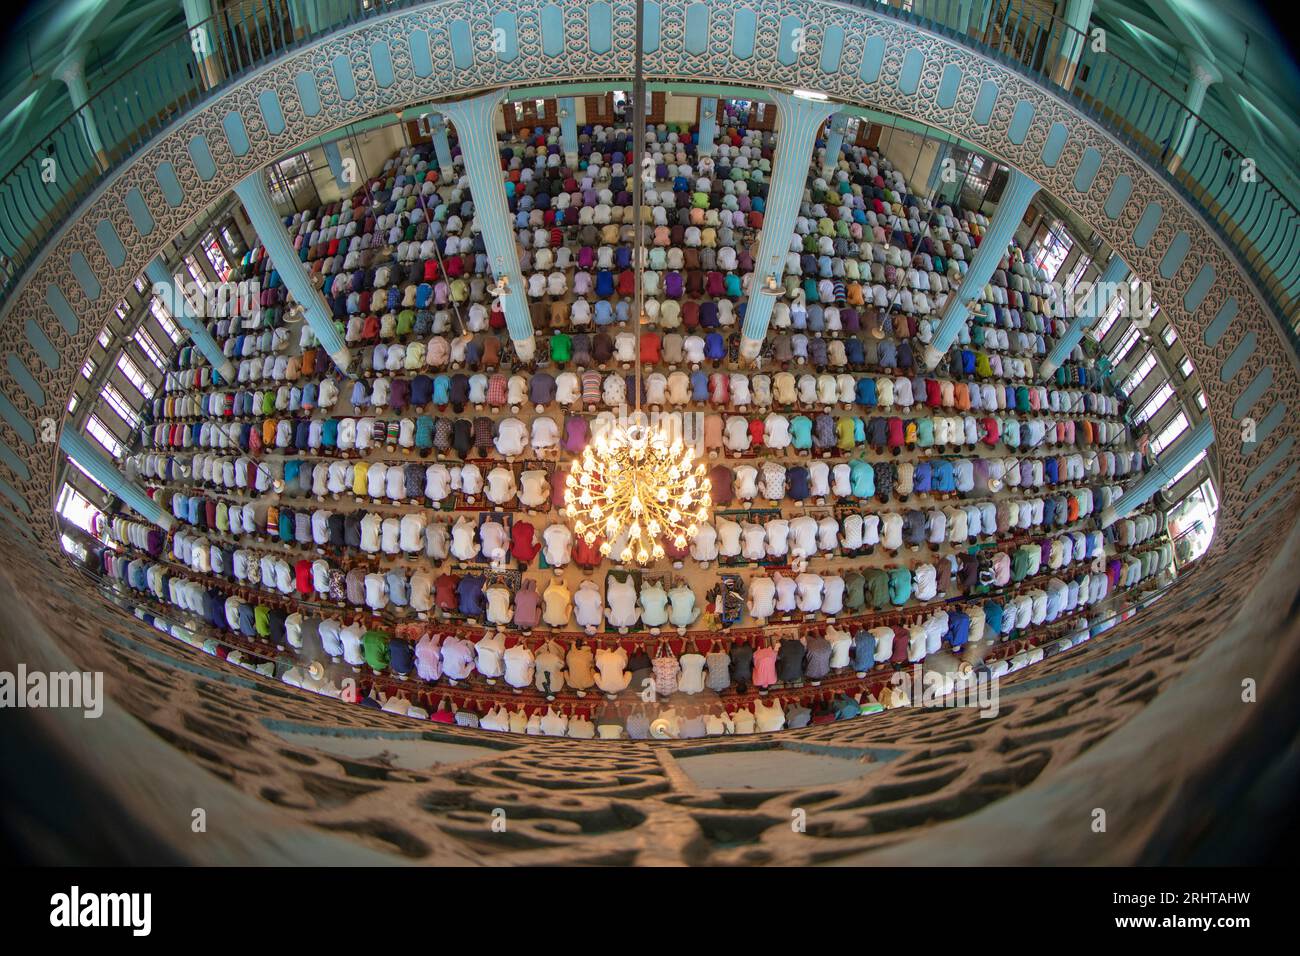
[56,484,100,535]
[1091,292,1126,341]
[1152,412,1189,455]
[86,415,124,459]
[1064,255,1091,293]
[1134,381,1174,425]
[1109,324,1141,365]
[116,353,156,399]
[133,328,168,372]
[102,384,142,430]
[1179,356,1194,378]
[1121,350,1157,394]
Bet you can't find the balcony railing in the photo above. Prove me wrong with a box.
[0,0,1296,339]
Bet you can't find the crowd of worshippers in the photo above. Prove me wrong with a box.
[94,111,1164,736]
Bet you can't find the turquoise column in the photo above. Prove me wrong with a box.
[927,141,951,195]
[54,53,107,165]
[1039,254,1129,380]
[1172,50,1222,169]
[61,429,175,531]
[822,113,852,173]
[558,97,579,162]
[740,91,839,360]
[233,172,352,371]
[144,258,236,383]
[287,0,350,34]
[427,113,455,176]
[437,90,536,360]
[181,0,217,84]
[697,97,718,157]
[923,166,1039,369]
[322,140,348,191]
[1060,0,1095,76]
[1100,419,1213,528]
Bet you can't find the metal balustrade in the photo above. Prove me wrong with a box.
[0,0,1296,338]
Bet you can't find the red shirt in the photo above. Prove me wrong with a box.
[573,535,603,569]
[640,333,661,364]
[511,521,541,563]
[435,573,460,611]
[296,560,313,594]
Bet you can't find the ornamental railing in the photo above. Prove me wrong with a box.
[0,0,1296,337]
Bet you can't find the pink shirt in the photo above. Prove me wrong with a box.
[414,634,442,681]
[752,646,778,688]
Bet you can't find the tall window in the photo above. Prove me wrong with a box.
[101,384,142,431]
[86,415,124,459]
[1121,350,1158,394]
[150,298,183,344]
[220,224,245,259]
[116,353,156,399]
[56,484,100,535]
[133,328,168,372]
[1151,412,1189,456]
[268,153,317,208]
[1091,291,1126,341]
[201,232,231,280]
[1109,323,1142,366]
[1133,381,1174,426]
[1063,254,1091,293]
[1029,219,1073,280]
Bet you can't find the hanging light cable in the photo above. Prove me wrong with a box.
[562,0,711,565]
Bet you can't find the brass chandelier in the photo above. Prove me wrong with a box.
[565,420,710,563]
[561,0,711,565]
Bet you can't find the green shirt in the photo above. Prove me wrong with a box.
[888,568,912,606]
[363,631,391,671]
[550,333,572,363]
[866,569,891,610]
[1011,546,1033,583]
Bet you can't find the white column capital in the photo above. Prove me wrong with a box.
[512,336,536,362]
[53,55,86,90]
